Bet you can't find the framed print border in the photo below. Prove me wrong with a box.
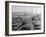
[5,1,45,36]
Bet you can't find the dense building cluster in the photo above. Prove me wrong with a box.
[12,12,41,31]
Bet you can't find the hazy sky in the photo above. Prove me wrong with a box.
[12,5,41,14]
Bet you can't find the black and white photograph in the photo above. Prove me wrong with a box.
[12,6,41,31]
[5,1,45,36]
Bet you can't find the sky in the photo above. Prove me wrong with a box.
[12,5,41,14]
